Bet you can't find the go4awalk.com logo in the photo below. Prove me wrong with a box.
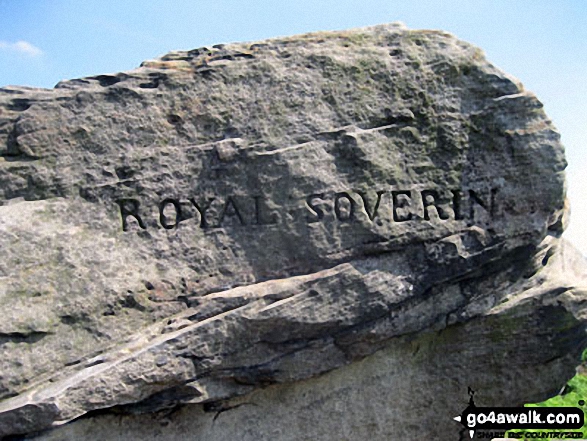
[453,388,584,439]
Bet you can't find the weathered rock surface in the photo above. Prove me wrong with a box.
[23,240,587,441]
[0,23,585,440]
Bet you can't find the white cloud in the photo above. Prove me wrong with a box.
[0,40,43,57]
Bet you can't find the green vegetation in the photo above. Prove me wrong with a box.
[506,350,587,439]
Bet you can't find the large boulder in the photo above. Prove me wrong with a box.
[0,23,585,440]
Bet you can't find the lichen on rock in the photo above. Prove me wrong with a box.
[0,23,585,440]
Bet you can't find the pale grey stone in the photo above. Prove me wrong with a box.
[0,23,584,440]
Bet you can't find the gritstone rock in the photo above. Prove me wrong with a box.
[0,23,585,440]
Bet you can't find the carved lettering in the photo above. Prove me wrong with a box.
[421,189,450,221]
[254,196,278,225]
[469,188,498,219]
[306,193,325,223]
[190,197,215,228]
[451,190,464,220]
[117,199,147,231]
[218,197,246,226]
[159,198,181,229]
[334,192,355,221]
[391,190,413,222]
[358,190,385,221]
[117,186,502,232]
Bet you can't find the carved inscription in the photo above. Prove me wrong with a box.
[117,187,499,232]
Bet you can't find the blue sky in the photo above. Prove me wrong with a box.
[1,0,585,253]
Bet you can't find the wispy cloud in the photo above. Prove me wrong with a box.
[0,40,43,57]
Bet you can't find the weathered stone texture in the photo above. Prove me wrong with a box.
[0,23,584,440]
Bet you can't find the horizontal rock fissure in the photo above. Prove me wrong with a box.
[0,22,584,441]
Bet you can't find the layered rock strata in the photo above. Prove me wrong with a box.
[0,23,585,440]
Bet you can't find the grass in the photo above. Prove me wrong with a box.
[505,349,587,439]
